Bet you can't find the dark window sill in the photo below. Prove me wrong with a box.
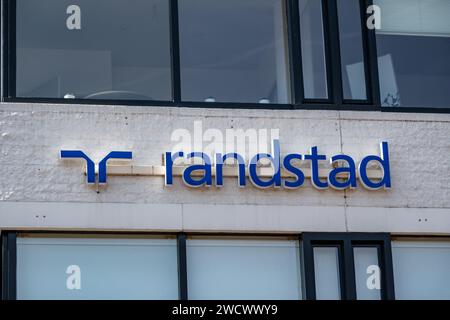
[2,97,450,114]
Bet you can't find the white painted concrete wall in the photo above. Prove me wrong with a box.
[0,102,449,234]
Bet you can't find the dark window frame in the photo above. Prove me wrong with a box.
[1,232,17,300]
[1,230,188,300]
[2,230,397,301]
[302,232,395,300]
[1,0,450,113]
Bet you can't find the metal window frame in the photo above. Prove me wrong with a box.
[1,232,17,300]
[2,0,450,114]
[185,233,305,300]
[0,231,186,301]
[302,232,395,300]
[177,233,188,300]
[1,230,398,301]
[306,241,348,300]
[0,231,304,301]
[1,0,15,100]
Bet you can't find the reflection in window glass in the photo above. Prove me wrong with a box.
[374,0,450,108]
[336,0,367,100]
[393,241,450,300]
[16,0,172,100]
[17,236,179,300]
[187,239,302,300]
[299,0,328,99]
[179,0,291,104]
[313,247,341,300]
[353,247,381,300]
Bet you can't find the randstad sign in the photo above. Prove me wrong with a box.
[60,140,391,191]
[165,140,391,190]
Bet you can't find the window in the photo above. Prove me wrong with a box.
[299,0,329,100]
[186,237,302,300]
[313,247,341,300]
[178,0,291,104]
[374,0,450,108]
[336,0,368,101]
[392,240,450,300]
[4,0,449,111]
[15,0,172,101]
[353,247,381,300]
[2,232,398,300]
[15,235,179,300]
[312,245,383,300]
[8,0,298,106]
[302,233,394,300]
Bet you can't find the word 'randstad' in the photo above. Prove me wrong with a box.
[165,140,391,190]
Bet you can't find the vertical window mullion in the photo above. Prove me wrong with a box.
[169,0,182,104]
[358,0,372,103]
[335,243,347,300]
[376,244,388,299]
[1,232,17,301]
[381,236,395,300]
[287,0,304,107]
[298,235,306,299]
[363,0,381,107]
[301,236,316,300]
[3,0,16,99]
[177,233,188,300]
[10,0,17,99]
[320,0,333,102]
[358,0,377,105]
[342,238,357,300]
[323,0,343,105]
[0,232,2,299]
[1,0,8,99]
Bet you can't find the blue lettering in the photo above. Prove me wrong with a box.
[165,151,184,186]
[282,154,305,189]
[358,142,391,190]
[215,153,246,187]
[248,140,281,189]
[328,154,357,190]
[183,152,212,187]
[304,146,328,189]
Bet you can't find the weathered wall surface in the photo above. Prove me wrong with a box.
[0,103,449,234]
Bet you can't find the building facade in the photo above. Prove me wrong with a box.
[1,0,450,300]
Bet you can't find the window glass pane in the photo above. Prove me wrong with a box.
[375,0,450,108]
[179,0,291,104]
[313,247,341,300]
[187,239,302,300]
[336,0,367,100]
[299,0,328,99]
[392,241,450,300]
[16,0,172,101]
[353,247,381,300]
[17,236,179,300]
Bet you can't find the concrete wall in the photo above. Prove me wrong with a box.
[0,102,449,234]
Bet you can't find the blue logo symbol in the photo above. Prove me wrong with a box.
[60,150,132,184]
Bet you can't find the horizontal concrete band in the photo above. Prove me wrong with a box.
[102,165,384,179]
[1,201,449,235]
